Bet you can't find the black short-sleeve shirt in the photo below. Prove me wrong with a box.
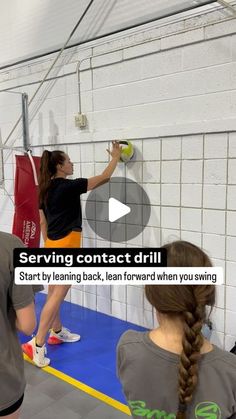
[40,177,88,240]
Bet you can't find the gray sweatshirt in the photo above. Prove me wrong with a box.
[117,330,236,419]
[0,232,34,411]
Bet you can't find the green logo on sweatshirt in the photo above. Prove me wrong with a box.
[128,401,176,418]
[128,400,221,418]
[195,402,221,418]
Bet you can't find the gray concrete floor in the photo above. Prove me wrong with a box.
[20,361,129,419]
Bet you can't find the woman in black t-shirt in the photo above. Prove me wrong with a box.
[22,142,121,367]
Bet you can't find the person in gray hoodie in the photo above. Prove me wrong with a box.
[0,232,36,418]
[117,241,236,419]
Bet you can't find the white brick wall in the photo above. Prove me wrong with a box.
[1,8,236,349]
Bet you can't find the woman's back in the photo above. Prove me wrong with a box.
[118,330,236,419]
[117,241,236,419]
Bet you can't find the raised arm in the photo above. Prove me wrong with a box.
[87,141,122,191]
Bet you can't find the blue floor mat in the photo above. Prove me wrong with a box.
[20,293,147,405]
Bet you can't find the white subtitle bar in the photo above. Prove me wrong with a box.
[15,267,223,285]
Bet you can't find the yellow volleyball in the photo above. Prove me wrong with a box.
[119,141,134,163]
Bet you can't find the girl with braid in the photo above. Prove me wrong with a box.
[117,241,236,419]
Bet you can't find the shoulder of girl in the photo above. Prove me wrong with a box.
[213,345,236,369]
[118,330,143,346]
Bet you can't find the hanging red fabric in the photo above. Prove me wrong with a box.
[12,155,41,248]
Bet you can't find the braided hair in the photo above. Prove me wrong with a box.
[38,150,65,207]
[145,241,215,419]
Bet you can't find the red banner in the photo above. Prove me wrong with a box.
[12,155,41,248]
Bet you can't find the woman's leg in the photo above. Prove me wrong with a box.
[22,285,71,367]
[44,232,81,333]
[36,285,71,346]
[22,232,82,366]
[44,285,80,345]
[46,285,62,332]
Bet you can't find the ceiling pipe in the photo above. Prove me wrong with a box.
[216,0,236,15]
[0,1,216,72]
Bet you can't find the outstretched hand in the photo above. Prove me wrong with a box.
[107,141,122,160]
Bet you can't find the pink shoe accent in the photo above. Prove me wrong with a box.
[47,336,63,345]
[22,342,33,359]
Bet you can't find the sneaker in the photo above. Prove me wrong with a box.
[22,337,50,368]
[47,327,81,344]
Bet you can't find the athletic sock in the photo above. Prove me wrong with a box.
[53,329,62,334]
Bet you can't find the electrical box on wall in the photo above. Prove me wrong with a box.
[75,113,87,128]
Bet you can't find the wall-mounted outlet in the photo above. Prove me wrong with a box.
[75,113,87,128]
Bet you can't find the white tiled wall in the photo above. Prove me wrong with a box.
[0,7,236,349]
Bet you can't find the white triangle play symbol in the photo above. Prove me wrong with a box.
[109,197,131,222]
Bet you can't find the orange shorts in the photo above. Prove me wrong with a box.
[44,231,81,248]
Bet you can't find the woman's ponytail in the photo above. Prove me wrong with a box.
[39,150,52,207]
[176,305,205,418]
[38,149,65,207]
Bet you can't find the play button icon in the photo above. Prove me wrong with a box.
[109,198,131,222]
[85,177,151,242]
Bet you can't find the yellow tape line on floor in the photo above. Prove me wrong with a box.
[24,354,131,416]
